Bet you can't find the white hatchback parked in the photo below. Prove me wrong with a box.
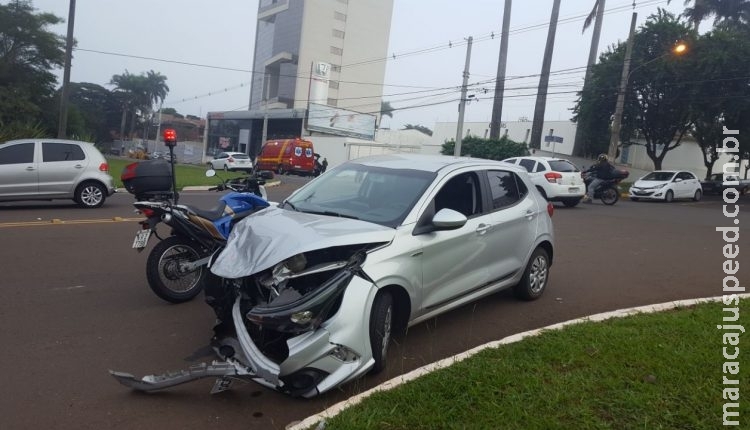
[503,156,585,207]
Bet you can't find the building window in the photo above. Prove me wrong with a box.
[331,64,341,73]
[330,46,343,56]
[332,29,345,39]
[329,80,339,89]
[327,98,338,106]
[334,11,346,22]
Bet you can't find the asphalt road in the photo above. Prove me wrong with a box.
[0,180,747,429]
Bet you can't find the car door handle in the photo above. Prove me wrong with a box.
[525,210,535,220]
[74,164,84,169]
[475,224,491,235]
[26,166,35,171]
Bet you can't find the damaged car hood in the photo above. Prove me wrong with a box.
[210,206,395,278]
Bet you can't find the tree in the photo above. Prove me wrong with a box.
[572,0,606,156]
[669,0,750,30]
[573,11,696,169]
[65,82,121,142]
[110,70,168,139]
[441,136,529,160]
[402,124,433,136]
[0,0,65,133]
[379,100,394,127]
[684,27,750,178]
[529,0,562,149]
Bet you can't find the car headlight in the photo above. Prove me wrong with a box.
[654,183,667,189]
[246,269,355,333]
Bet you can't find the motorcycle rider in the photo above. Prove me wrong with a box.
[582,154,615,203]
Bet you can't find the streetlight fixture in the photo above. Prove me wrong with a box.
[607,37,688,161]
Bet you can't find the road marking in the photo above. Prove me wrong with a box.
[0,217,142,228]
[51,285,86,291]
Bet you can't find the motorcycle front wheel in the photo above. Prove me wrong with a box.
[146,235,206,303]
[600,186,619,205]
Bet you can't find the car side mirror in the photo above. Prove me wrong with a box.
[432,208,467,230]
[674,178,683,183]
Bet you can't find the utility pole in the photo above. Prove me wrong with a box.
[489,0,512,140]
[529,0,561,150]
[608,11,637,162]
[454,36,473,157]
[57,0,76,139]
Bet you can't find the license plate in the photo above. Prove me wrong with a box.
[568,187,580,193]
[132,229,152,249]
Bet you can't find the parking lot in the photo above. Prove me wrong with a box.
[0,182,747,429]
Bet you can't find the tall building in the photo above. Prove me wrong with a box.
[250,0,393,113]
[205,0,394,160]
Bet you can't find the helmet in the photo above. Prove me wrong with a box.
[597,154,609,162]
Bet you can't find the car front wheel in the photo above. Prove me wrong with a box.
[75,182,106,208]
[369,291,393,374]
[693,189,702,201]
[664,190,674,203]
[513,247,550,301]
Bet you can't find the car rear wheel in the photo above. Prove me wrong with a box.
[513,247,550,301]
[664,190,674,203]
[75,182,106,208]
[223,164,230,172]
[693,189,702,201]
[277,165,286,175]
[369,291,393,374]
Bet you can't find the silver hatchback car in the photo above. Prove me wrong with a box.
[0,139,116,208]
[201,154,555,397]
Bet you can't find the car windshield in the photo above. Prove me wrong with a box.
[642,172,675,181]
[284,162,436,228]
[548,160,578,172]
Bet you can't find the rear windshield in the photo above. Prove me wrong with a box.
[548,160,578,172]
[232,154,250,159]
[642,172,675,181]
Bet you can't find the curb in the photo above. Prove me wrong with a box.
[286,294,750,430]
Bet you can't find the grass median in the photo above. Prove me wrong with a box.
[311,299,748,430]
[107,157,251,190]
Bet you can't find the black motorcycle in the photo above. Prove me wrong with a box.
[582,169,629,205]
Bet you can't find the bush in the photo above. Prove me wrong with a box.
[441,136,529,160]
[0,120,50,142]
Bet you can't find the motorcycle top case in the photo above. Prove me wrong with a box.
[121,159,173,196]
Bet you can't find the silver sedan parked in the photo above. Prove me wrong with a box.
[204,154,555,397]
[0,139,115,208]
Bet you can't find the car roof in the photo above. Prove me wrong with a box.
[513,156,572,162]
[348,153,527,174]
[4,138,95,145]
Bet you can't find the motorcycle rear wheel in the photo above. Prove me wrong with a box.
[600,187,619,205]
[146,236,206,303]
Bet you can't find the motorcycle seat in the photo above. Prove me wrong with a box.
[184,202,228,221]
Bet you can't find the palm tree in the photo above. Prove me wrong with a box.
[529,0,562,149]
[110,71,141,140]
[489,0,512,140]
[668,0,750,30]
[572,0,607,156]
[379,100,394,128]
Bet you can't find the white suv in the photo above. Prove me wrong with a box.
[503,156,585,207]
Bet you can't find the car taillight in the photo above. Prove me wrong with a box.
[228,157,235,162]
[547,202,554,217]
[99,162,109,172]
[544,172,562,184]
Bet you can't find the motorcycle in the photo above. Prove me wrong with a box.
[124,165,272,303]
[582,168,629,205]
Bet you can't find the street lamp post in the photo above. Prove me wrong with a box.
[607,12,686,162]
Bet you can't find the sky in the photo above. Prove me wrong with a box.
[17,0,688,131]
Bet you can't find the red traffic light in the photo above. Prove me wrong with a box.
[163,129,177,142]
[163,129,177,147]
